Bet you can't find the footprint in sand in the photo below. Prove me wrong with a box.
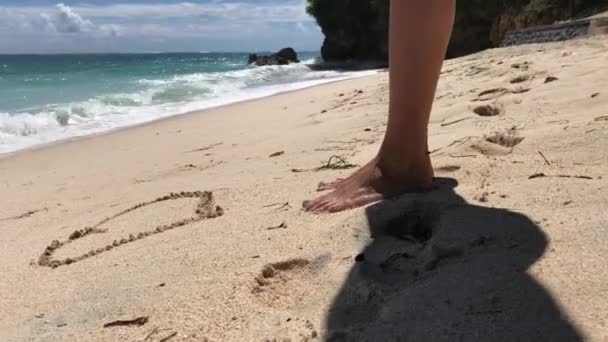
[544,76,559,84]
[37,191,223,268]
[252,255,330,308]
[474,86,530,102]
[353,201,485,290]
[475,88,510,102]
[510,75,532,84]
[465,66,489,77]
[473,104,502,117]
[325,181,577,340]
[511,87,531,94]
[467,131,524,157]
[485,131,525,148]
[511,62,530,70]
[353,198,508,295]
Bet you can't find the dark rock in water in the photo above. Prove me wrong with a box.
[249,47,300,66]
[276,48,299,63]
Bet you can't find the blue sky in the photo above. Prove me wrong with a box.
[0,0,323,53]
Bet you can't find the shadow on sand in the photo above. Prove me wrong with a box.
[325,178,582,341]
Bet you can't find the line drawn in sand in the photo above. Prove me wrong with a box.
[37,191,223,269]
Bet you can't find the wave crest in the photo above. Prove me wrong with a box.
[1,61,377,154]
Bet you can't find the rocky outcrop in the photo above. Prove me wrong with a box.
[502,18,591,46]
[248,48,300,66]
[306,0,608,61]
[307,0,388,62]
[276,48,299,63]
[490,6,607,47]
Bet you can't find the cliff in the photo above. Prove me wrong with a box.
[306,0,608,61]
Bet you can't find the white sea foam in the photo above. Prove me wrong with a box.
[0,62,378,155]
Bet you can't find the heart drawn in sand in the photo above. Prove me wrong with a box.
[38,191,223,269]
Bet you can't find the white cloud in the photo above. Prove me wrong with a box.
[1,1,314,24]
[52,3,94,33]
[0,1,322,53]
[3,3,98,34]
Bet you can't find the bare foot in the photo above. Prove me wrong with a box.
[317,159,374,191]
[303,156,433,213]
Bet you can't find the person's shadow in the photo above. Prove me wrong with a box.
[325,178,582,341]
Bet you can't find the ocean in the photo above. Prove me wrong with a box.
[0,52,376,154]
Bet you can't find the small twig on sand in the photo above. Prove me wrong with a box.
[449,154,477,158]
[432,136,474,156]
[429,136,472,155]
[269,151,285,158]
[1,208,48,222]
[159,332,178,342]
[317,182,334,192]
[327,138,369,145]
[143,327,176,341]
[316,155,357,171]
[558,174,593,180]
[291,155,357,173]
[209,187,230,192]
[267,222,288,230]
[263,202,292,211]
[103,316,148,328]
[186,142,222,153]
[529,173,593,180]
[275,203,292,211]
[441,117,472,127]
[143,327,160,341]
[538,151,551,166]
[447,136,473,149]
[594,116,608,122]
[529,173,546,179]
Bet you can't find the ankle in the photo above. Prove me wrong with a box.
[376,152,432,180]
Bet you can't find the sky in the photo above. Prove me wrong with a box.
[0,0,324,53]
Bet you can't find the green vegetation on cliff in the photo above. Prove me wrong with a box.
[306,0,608,61]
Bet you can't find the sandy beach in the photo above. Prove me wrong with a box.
[1,36,608,341]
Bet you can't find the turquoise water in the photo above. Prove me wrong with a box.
[0,52,375,154]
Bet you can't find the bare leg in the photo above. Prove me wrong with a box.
[303,0,455,213]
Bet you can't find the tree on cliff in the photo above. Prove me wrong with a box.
[306,0,608,61]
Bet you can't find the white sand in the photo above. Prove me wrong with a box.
[1,36,607,341]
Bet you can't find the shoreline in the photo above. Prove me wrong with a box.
[0,70,380,161]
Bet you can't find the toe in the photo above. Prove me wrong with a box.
[314,200,337,214]
[305,196,330,212]
[327,201,347,213]
[303,195,325,211]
